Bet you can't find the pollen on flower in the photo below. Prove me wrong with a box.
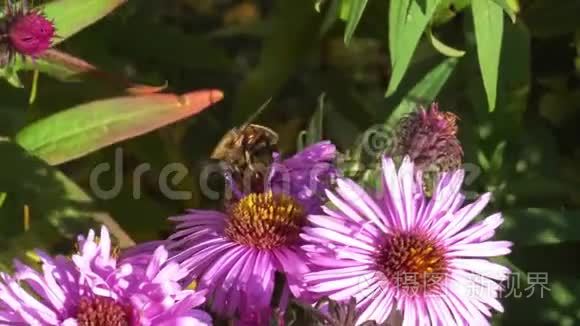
[375,231,448,294]
[225,191,305,249]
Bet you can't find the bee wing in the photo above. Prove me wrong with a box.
[240,97,273,126]
[210,128,239,160]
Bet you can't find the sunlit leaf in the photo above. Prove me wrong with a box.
[20,50,165,94]
[298,93,325,150]
[428,28,466,57]
[0,192,6,207]
[0,65,23,88]
[16,90,223,165]
[42,0,127,45]
[344,0,368,45]
[339,0,351,21]
[432,0,471,25]
[314,0,327,13]
[472,0,504,111]
[386,0,441,96]
[496,20,530,126]
[0,139,135,268]
[233,1,322,122]
[386,57,457,125]
[492,0,517,22]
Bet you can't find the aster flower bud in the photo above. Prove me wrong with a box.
[394,102,463,174]
[0,0,55,66]
[292,297,399,326]
[9,11,55,56]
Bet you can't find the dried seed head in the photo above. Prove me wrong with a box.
[395,103,463,173]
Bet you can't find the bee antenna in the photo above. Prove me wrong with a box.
[241,97,273,128]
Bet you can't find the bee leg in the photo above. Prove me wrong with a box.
[222,165,243,200]
[245,151,255,172]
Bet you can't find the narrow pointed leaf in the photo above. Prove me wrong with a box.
[15,90,223,165]
[472,0,504,111]
[314,0,327,13]
[386,0,441,96]
[492,0,518,22]
[25,49,166,94]
[386,57,457,125]
[340,0,352,21]
[42,0,127,45]
[298,93,325,150]
[428,28,466,57]
[344,0,368,45]
[0,139,134,268]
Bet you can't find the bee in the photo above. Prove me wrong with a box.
[210,99,279,194]
[211,123,279,172]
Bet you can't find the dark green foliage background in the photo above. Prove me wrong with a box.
[1,0,579,324]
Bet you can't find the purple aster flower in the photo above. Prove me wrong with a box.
[301,156,512,325]
[0,226,211,326]
[162,141,337,320]
[268,141,337,213]
[0,0,56,66]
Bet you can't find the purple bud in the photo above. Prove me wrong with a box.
[8,12,55,57]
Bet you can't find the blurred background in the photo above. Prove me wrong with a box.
[0,0,579,324]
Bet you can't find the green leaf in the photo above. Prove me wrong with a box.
[496,20,530,127]
[0,139,134,268]
[472,0,504,111]
[0,65,23,88]
[24,50,99,83]
[42,0,127,46]
[16,90,223,165]
[492,0,517,22]
[20,50,166,95]
[298,93,325,150]
[386,57,457,125]
[344,0,368,45]
[315,0,327,12]
[0,192,6,207]
[386,0,442,96]
[432,0,471,25]
[233,1,322,122]
[428,28,466,57]
[339,0,351,20]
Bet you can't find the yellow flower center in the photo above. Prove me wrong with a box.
[376,231,447,293]
[225,192,305,249]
